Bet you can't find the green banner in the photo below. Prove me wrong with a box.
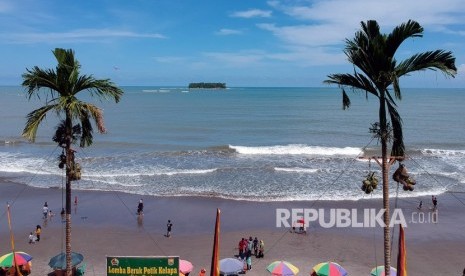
[107,256,179,276]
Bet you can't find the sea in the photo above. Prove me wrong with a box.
[1,86,464,201]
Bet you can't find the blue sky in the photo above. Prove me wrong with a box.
[1,0,465,87]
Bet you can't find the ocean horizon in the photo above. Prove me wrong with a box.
[1,86,464,201]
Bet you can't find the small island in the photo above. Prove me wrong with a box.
[188,82,226,89]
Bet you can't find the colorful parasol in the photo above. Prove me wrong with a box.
[267,260,299,276]
[0,251,33,267]
[311,261,347,276]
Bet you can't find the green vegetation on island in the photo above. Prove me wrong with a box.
[188,82,226,89]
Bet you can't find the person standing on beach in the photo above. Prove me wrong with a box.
[166,220,173,237]
[42,202,49,219]
[238,238,245,259]
[247,236,254,255]
[258,240,264,258]
[137,199,144,215]
[35,225,41,242]
[246,250,252,270]
[253,237,259,256]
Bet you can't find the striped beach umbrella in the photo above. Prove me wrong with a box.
[267,260,299,276]
[311,261,347,276]
[0,251,33,267]
[370,266,397,276]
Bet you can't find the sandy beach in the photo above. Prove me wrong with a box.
[1,177,464,275]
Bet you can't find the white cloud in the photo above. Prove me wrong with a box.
[203,51,266,67]
[230,9,272,18]
[1,29,166,44]
[258,23,347,47]
[215,28,243,35]
[256,0,465,67]
[267,46,346,66]
[269,0,465,30]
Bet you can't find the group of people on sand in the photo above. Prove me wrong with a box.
[237,237,265,271]
[42,202,56,219]
[28,225,42,244]
[417,195,439,211]
[0,263,31,276]
[136,199,174,238]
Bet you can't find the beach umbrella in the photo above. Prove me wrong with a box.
[0,251,33,267]
[180,259,194,274]
[48,252,84,269]
[267,260,299,276]
[370,266,397,276]
[311,262,347,276]
[219,258,243,275]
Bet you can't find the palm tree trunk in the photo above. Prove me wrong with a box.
[65,113,73,276]
[379,93,391,276]
[381,138,391,276]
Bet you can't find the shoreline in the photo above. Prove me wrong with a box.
[1,179,464,275]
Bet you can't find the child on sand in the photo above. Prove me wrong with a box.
[28,232,35,244]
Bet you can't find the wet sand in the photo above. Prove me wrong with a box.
[0,178,464,275]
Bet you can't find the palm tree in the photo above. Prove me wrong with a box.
[324,20,456,275]
[22,48,123,276]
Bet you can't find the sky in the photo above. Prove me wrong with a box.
[1,0,465,87]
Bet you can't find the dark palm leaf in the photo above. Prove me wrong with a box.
[386,100,404,156]
[342,89,351,110]
[385,20,423,58]
[52,120,82,147]
[396,50,457,77]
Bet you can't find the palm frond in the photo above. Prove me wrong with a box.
[361,20,381,41]
[386,100,404,156]
[52,120,82,147]
[386,20,423,58]
[391,75,401,100]
[22,104,57,142]
[22,67,59,99]
[325,72,378,97]
[342,89,351,110]
[79,113,94,147]
[396,50,457,77]
[74,76,123,103]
